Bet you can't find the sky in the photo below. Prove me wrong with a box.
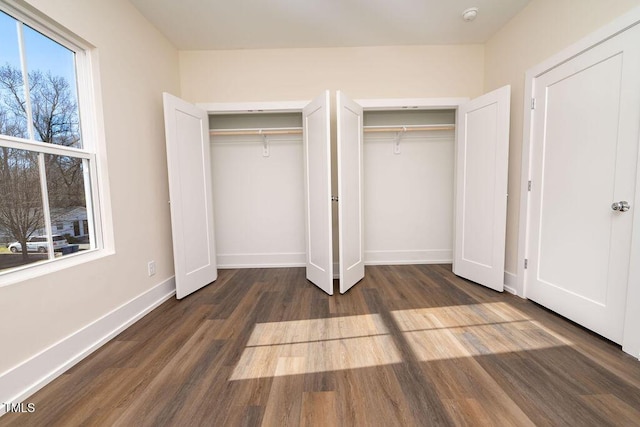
[0,10,78,93]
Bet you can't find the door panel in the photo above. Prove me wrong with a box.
[163,93,218,299]
[337,91,365,294]
[527,25,640,343]
[453,86,511,292]
[303,91,333,295]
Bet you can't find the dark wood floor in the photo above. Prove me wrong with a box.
[3,265,640,426]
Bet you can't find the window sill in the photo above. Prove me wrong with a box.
[0,248,115,288]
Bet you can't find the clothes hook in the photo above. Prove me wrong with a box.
[262,133,270,157]
[393,127,406,155]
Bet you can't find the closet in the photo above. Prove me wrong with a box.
[163,92,332,298]
[163,87,510,299]
[209,112,305,269]
[340,88,511,294]
[361,109,456,266]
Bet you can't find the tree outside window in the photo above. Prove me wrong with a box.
[0,9,94,273]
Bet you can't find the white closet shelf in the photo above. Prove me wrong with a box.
[210,127,303,136]
[363,124,455,133]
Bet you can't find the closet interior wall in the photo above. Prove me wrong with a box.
[209,113,306,268]
[363,109,456,265]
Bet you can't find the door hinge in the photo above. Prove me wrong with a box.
[524,259,528,269]
[331,196,339,202]
[531,98,536,110]
[528,180,532,191]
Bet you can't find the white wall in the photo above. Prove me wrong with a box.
[364,130,454,264]
[211,134,306,268]
[484,0,640,275]
[179,45,485,103]
[362,111,456,265]
[0,0,179,374]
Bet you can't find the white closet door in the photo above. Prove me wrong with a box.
[453,86,511,292]
[526,24,640,344]
[337,91,365,294]
[303,91,333,295]
[163,93,218,299]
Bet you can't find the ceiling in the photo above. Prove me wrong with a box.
[129,0,531,50]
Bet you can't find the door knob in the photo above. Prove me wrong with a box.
[611,201,631,212]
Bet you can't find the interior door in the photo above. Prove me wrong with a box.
[303,91,333,295]
[525,25,640,343]
[453,85,511,292]
[336,91,365,294]
[163,93,218,299]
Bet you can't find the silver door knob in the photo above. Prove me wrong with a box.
[611,201,631,212]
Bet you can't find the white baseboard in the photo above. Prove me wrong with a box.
[217,252,305,269]
[0,277,176,416]
[504,271,517,295]
[364,249,452,265]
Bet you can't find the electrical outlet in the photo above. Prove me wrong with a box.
[147,260,156,277]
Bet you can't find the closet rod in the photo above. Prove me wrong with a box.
[210,124,454,136]
[363,124,455,133]
[210,127,303,136]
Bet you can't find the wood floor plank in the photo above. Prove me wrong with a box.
[260,373,305,427]
[299,391,337,427]
[579,394,640,426]
[3,265,640,427]
[110,321,227,425]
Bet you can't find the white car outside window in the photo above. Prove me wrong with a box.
[8,236,69,253]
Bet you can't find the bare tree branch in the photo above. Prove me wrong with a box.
[0,64,83,258]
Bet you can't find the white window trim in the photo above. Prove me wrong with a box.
[0,0,114,288]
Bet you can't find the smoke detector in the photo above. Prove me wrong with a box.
[462,7,479,22]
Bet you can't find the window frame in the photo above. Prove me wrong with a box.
[0,0,114,287]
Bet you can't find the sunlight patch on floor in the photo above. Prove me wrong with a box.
[246,314,389,346]
[392,302,573,361]
[231,314,402,380]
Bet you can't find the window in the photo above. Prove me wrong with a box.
[0,4,104,277]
